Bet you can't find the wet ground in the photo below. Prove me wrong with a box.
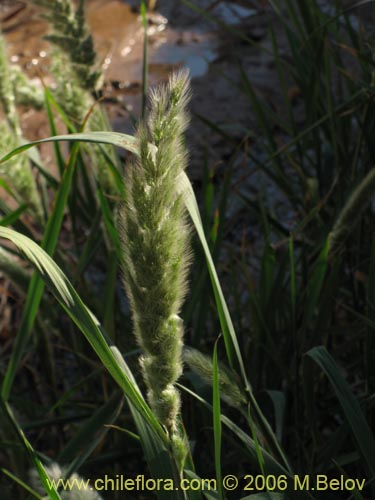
[1,0,371,176]
[0,0,283,177]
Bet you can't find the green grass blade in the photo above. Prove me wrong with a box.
[96,143,124,195]
[114,352,186,500]
[1,399,62,500]
[0,132,147,164]
[26,143,59,188]
[1,142,81,400]
[179,384,288,477]
[44,88,68,178]
[181,384,317,498]
[43,86,77,133]
[73,211,103,280]
[1,131,146,401]
[0,226,168,445]
[306,346,375,476]
[247,399,266,475]
[1,468,44,499]
[176,171,291,471]
[130,407,185,500]
[0,204,28,226]
[177,172,236,366]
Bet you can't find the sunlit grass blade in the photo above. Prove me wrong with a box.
[44,86,77,134]
[176,171,291,472]
[176,172,236,367]
[0,131,146,164]
[0,226,168,445]
[1,132,147,402]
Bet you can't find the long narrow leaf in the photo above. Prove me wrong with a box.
[1,142,81,400]
[1,131,150,401]
[1,400,62,500]
[0,132,150,164]
[179,384,315,500]
[1,468,44,499]
[0,226,168,445]
[306,346,375,477]
[176,171,291,472]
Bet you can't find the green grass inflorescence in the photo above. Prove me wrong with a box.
[121,71,192,466]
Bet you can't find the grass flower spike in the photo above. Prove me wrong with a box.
[0,34,42,220]
[328,168,375,255]
[33,1,118,194]
[30,0,100,90]
[184,347,246,409]
[121,71,192,465]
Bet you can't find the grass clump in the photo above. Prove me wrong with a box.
[121,71,192,466]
